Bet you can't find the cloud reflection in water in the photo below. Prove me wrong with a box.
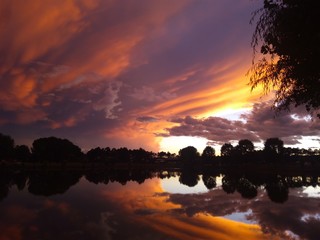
[1,174,320,239]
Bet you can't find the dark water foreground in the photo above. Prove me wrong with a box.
[1,167,320,240]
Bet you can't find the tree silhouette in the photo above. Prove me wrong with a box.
[236,139,254,155]
[86,147,108,162]
[0,133,14,160]
[32,137,83,162]
[179,146,199,162]
[249,0,320,116]
[264,138,284,155]
[131,148,153,163]
[201,146,215,161]
[220,143,234,157]
[113,147,130,162]
[14,145,31,162]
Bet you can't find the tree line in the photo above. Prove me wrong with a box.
[0,133,319,165]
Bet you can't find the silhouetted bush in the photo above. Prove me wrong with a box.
[32,137,83,162]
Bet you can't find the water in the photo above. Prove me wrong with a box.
[1,169,320,240]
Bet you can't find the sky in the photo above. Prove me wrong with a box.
[1,0,319,153]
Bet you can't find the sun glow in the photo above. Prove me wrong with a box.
[203,107,252,121]
[159,136,209,154]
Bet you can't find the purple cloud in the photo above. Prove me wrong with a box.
[164,101,320,145]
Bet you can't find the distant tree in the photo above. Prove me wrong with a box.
[14,145,31,162]
[249,0,320,116]
[157,151,175,159]
[283,147,298,156]
[166,152,176,159]
[158,151,167,158]
[201,146,215,161]
[115,147,130,162]
[0,133,14,160]
[264,138,284,155]
[86,147,105,162]
[131,148,153,162]
[236,139,254,155]
[86,147,107,162]
[178,146,199,162]
[220,143,234,157]
[32,137,83,162]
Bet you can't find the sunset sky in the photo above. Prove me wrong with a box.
[1,0,319,153]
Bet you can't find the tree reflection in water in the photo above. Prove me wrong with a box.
[179,166,200,187]
[28,171,82,196]
[0,167,320,203]
[265,176,289,203]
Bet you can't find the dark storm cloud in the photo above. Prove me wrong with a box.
[164,101,320,144]
[243,102,320,144]
[161,115,259,144]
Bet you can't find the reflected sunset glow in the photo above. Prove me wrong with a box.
[100,178,269,240]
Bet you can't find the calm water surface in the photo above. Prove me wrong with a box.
[1,170,320,240]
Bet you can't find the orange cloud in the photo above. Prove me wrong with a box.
[0,69,38,111]
[0,0,192,128]
[138,73,258,118]
[30,0,192,93]
[0,0,96,68]
[49,116,83,129]
[101,179,181,212]
[101,116,179,151]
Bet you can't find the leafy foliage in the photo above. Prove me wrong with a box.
[236,139,254,155]
[264,137,284,154]
[179,146,199,162]
[220,143,234,157]
[249,0,320,116]
[32,137,83,162]
[201,146,215,161]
